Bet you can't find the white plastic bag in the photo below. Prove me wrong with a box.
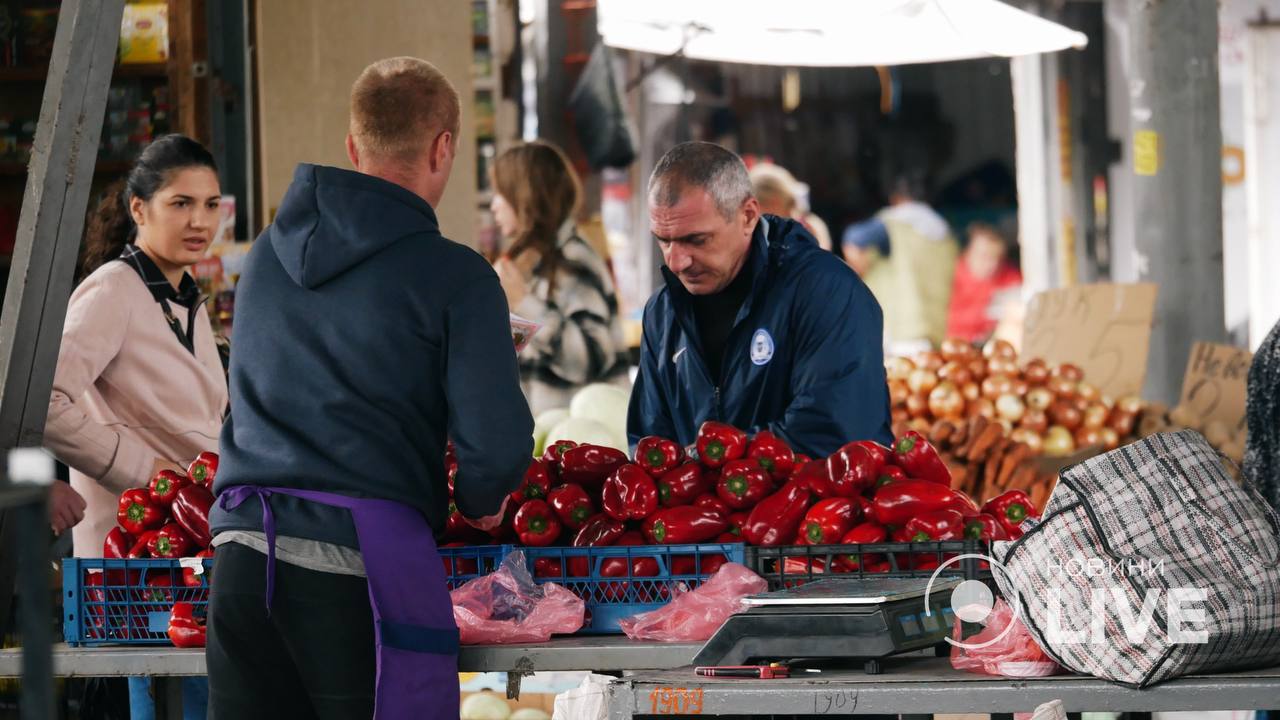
[551,673,614,720]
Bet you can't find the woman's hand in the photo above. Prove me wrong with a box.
[494,257,529,309]
[49,481,87,535]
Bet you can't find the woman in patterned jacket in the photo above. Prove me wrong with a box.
[490,141,628,415]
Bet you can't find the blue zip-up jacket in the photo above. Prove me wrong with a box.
[211,165,533,547]
[627,216,892,457]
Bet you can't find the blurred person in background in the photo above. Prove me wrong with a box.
[946,222,1022,343]
[842,170,957,355]
[490,140,629,415]
[749,162,833,252]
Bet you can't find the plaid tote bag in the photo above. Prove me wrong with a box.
[992,430,1280,687]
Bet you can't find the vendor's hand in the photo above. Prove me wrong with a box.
[464,497,510,532]
[49,481,86,535]
[151,457,185,479]
[494,257,529,310]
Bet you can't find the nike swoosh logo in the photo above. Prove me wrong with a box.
[672,347,687,365]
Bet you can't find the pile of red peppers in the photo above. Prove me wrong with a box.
[98,451,219,647]
[441,421,1043,580]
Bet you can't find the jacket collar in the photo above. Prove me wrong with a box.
[118,244,202,308]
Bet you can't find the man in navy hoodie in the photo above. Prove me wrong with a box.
[207,58,532,718]
[628,142,892,457]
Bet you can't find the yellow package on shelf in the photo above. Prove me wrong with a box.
[119,4,169,64]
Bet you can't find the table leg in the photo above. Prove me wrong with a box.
[152,677,184,720]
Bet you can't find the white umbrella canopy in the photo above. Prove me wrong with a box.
[597,0,1088,67]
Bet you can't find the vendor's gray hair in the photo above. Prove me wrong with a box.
[649,142,753,220]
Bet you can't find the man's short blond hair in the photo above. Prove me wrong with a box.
[349,57,460,163]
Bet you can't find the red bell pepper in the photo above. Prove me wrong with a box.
[656,463,708,507]
[548,483,594,530]
[117,488,164,536]
[570,514,626,576]
[513,499,562,546]
[127,530,159,558]
[186,451,219,488]
[875,465,909,489]
[103,526,135,585]
[143,575,175,603]
[559,444,629,486]
[601,464,659,521]
[512,459,553,503]
[635,436,684,477]
[172,484,214,548]
[541,439,579,467]
[441,542,479,577]
[963,513,1009,541]
[905,509,966,542]
[742,481,812,546]
[893,431,952,486]
[103,526,133,559]
[573,514,627,548]
[699,554,729,575]
[826,442,880,498]
[981,490,1041,539]
[747,431,795,481]
[791,460,836,499]
[167,602,206,648]
[641,506,729,544]
[695,421,747,468]
[854,440,891,470]
[183,549,215,587]
[790,454,812,477]
[692,493,730,518]
[533,557,565,578]
[147,523,194,559]
[726,511,749,539]
[871,480,977,526]
[148,469,190,507]
[800,497,859,545]
[445,441,458,496]
[715,460,772,510]
[834,521,889,571]
[600,531,660,581]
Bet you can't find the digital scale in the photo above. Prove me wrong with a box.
[693,576,963,674]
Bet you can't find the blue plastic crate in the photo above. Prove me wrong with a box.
[63,558,213,646]
[745,540,993,590]
[519,543,746,634]
[438,544,510,589]
[64,545,509,646]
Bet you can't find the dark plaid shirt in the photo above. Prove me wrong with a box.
[117,244,203,356]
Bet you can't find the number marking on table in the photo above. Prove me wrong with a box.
[648,686,704,714]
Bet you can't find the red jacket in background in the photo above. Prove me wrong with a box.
[946,259,1022,343]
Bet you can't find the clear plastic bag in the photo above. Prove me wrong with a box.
[950,598,1063,677]
[451,550,585,644]
[617,562,768,642]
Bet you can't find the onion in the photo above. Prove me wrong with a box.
[961,381,982,402]
[981,374,1015,399]
[888,379,910,407]
[1074,426,1104,449]
[987,357,1019,377]
[1108,409,1137,437]
[885,356,916,381]
[1052,363,1085,382]
[928,381,966,420]
[1049,400,1083,430]
[1099,428,1120,451]
[908,368,940,395]
[1082,404,1109,430]
[1019,408,1049,434]
[913,351,945,372]
[968,397,996,420]
[1116,395,1144,415]
[1047,376,1078,399]
[996,393,1027,423]
[982,338,1017,360]
[1076,382,1100,403]
[1022,359,1050,385]
[906,392,930,418]
[938,361,973,387]
[1043,426,1077,457]
[1026,387,1055,411]
[941,337,973,360]
[1010,428,1045,454]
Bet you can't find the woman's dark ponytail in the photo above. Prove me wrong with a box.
[78,134,217,282]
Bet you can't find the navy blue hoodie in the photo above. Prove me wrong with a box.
[627,216,892,457]
[211,165,533,547]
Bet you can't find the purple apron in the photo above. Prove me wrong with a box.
[219,486,459,720]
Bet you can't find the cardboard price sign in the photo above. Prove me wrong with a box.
[1022,283,1158,398]
[1179,342,1252,437]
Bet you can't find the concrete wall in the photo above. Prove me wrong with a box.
[254,0,476,243]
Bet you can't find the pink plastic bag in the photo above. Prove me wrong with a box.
[950,598,1063,677]
[617,562,768,642]
[451,550,585,644]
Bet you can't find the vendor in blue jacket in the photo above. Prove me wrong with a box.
[628,142,893,457]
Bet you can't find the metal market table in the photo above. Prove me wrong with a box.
[607,656,1280,717]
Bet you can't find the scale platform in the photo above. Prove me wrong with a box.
[693,576,963,674]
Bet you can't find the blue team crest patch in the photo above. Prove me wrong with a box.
[750,329,775,366]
